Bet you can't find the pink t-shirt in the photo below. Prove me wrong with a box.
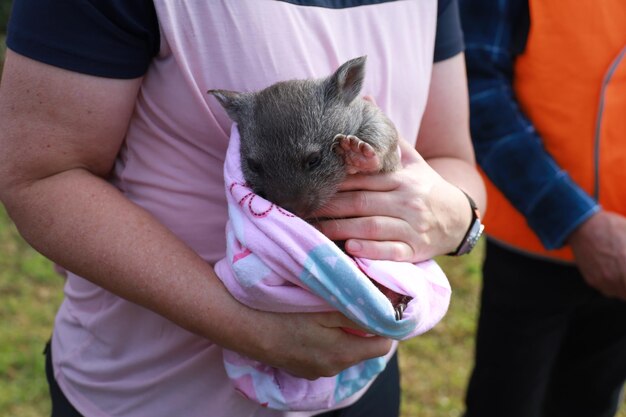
[51,1,437,416]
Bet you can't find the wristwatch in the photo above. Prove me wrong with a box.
[449,190,484,256]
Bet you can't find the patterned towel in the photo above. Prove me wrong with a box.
[214,124,451,411]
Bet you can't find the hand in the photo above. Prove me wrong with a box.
[311,138,471,262]
[568,210,626,300]
[241,310,392,380]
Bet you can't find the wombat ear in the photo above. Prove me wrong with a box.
[326,56,367,105]
[207,89,251,123]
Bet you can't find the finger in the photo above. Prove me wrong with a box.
[398,137,425,165]
[586,274,626,300]
[616,288,626,301]
[315,312,393,357]
[336,171,400,192]
[317,311,374,333]
[617,280,626,301]
[597,283,626,300]
[612,276,626,301]
[344,238,415,262]
[313,190,401,219]
[335,335,393,373]
[315,216,411,243]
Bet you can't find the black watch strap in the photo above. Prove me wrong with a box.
[448,190,484,256]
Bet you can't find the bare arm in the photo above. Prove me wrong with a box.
[0,50,391,378]
[416,53,486,212]
[316,53,486,261]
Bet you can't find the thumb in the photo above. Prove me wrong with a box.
[319,311,380,336]
[398,136,424,165]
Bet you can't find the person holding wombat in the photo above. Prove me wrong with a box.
[0,1,485,416]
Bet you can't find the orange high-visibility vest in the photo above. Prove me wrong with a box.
[482,0,626,261]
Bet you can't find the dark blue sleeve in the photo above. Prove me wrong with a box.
[459,0,599,249]
[434,0,464,62]
[6,0,160,79]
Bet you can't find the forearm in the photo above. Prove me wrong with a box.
[477,128,599,248]
[2,168,255,352]
[466,36,598,248]
[468,72,599,248]
[427,156,486,214]
[414,53,486,254]
[2,168,393,377]
[426,155,487,253]
[461,0,598,249]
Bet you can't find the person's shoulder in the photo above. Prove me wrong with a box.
[6,0,160,79]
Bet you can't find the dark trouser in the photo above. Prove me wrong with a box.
[45,342,82,417]
[45,342,400,417]
[314,351,400,417]
[464,240,626,417]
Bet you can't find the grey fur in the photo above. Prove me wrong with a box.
[208,56,399,217]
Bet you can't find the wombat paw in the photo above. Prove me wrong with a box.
[332,134,382,174]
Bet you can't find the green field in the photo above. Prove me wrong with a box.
[0,207,64,416]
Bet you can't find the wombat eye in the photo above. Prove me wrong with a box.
[305,152,322,170]
[247,158,263,174]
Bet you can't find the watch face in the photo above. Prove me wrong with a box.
[458,219,484,255]
[451,189,483,256]
[468,222,485,248]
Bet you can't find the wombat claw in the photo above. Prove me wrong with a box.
[331,133,345,151]
[332,133,381,174]
[394,303,406,321]
[394,295,412,320]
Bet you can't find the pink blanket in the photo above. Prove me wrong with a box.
[214,125,451,411]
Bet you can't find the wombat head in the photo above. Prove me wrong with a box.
[209,56,368,217]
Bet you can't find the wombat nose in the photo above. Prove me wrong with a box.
[266,190,313,217]
[279,201,298,215]
[282,201,314,218]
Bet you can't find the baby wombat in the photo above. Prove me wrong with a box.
[209,56,400,217]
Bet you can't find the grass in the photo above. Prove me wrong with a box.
[0,207,64,416]
[398,248,484,417]
[2,203,624,416]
